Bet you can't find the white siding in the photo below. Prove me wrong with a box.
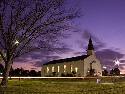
[41,55,102,77]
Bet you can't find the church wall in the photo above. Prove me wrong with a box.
[41,60,85,77]
[84,55,102,76]
[92,58,102,76]
[66,60,84,76]
[41,55,102,77]
[83,57,90,76]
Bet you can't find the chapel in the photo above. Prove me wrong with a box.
[41,38,102,77]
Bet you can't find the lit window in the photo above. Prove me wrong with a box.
[47,67,49,73]
[64,65,66,72]
[52,66,54,72]
[58,66,60,72]
[70,65,73,72]
[75,67,78,73]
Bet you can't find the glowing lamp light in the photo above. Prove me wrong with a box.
[113,58,120,66]
[103,66,107,69]
[15,40,19,45]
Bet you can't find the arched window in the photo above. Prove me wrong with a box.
[75,67,78,73]
[52,66,54,72]
[47,67,49,73]
[70,65,73,72]
[58,66,60,72]
[64,65,66,72]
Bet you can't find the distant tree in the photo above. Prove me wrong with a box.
[102,69,108,76]
[29,70,37,76]
[37,71,41,76]
[113,68,120,76]
[10,68,41,77]
[110,68,120,76]
[110,69,114,75]
[0,0,79,87]
[22,70,29,76]
[13,68,23,76]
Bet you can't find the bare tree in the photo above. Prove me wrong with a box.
[0,0,79,87]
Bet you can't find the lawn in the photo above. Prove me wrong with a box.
[0,78,125,94]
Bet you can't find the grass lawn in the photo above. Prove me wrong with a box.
[0,78,125,94]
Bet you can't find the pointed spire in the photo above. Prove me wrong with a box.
[87,37,94,50]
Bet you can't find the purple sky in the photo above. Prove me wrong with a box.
[13,0,125,73]
[80,0,125,50]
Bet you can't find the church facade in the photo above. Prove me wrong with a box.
[41,38,102,77]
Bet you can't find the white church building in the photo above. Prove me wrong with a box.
[41,38,102,77]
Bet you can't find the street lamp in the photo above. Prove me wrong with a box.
[103,66,106,69]
[0,73,2,76]
[14,40,19,45]
[113,58,120,66]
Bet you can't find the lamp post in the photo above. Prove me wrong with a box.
[103,66,107,70]
[113,58,120,68]
[19,70,21,93]
[14,40,19,45]
[0,73,2,76]
[102,66,108,76]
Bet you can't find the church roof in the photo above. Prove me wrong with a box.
[43,55,89,65]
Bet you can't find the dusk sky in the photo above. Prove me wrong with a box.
[13,0,125,73]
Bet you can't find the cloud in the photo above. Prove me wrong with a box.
[13,44,75,71]
[96,49,125,70]
[13,29,125,72]
[14,57,28,63]
[96,49,124,61]
[120,60,125,63]
[51,47,74,54]
[33,55,61,67]
[73,52,85,56]
[13,61,41,71]
[75,30,106,51]
[14,52,62,68]
[119,66,125,74]
[74,29,125,72]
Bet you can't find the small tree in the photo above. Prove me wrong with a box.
[102,69,108,76]
[0,0,79,87]
[72,71,76,77]
[29,70,37,76]
[110,68,120,76]
[113,68,120,76]
[110,69,114,75]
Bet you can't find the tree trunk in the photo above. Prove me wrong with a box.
[1,62,12,87]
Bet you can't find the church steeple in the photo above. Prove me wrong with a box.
[87,37,95,55]
[87,37,94,50]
